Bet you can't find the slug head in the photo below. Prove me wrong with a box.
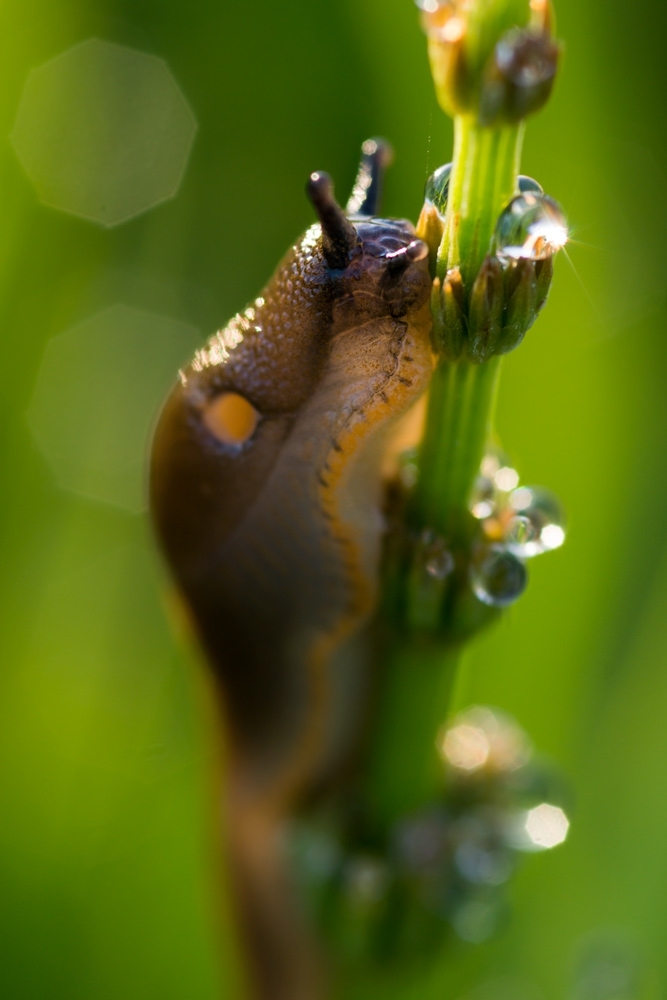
[151,148,432,589]
[306,170,431,333]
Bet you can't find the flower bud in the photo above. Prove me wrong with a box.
[497,258,538,354]
[441,267,466,359]
[479,28,560,126]
[416,201,445,276]
[431,268,466,359]
[529,0,554,34]
[534,255,554,312]
[467,256,504,363]
[416,1,474,117]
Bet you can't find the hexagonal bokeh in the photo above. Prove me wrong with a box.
[27,305,200,511]
[10,38,197,226]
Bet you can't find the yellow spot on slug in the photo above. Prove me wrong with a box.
[204,392,260,446]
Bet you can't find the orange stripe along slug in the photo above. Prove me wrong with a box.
[150,140,433,999]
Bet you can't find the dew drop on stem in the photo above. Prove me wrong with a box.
[507,486,566,557]
[424,162,452,217]
[471,546,527,607]
[494,192,567,262]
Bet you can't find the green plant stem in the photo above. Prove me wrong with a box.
[365,116,524,834]
[414,355,501,543]
[442,115,524,284]
[364,637,460,830]
[414,113,522,543]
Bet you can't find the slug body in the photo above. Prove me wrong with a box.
[150,144,432,998]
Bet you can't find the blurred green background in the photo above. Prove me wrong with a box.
[1,1,666,997]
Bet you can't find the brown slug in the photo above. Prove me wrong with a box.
[150,140,433,999]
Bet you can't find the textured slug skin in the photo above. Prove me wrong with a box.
[150,215,432,999]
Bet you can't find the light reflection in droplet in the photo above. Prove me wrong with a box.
[472,500,495,520]
[494,193,568,262]
[524,803,569,848]
[541,523,566,550]
[510,487,535,511]
[442,724,490,772]
[505,514,539,549]
[494,466,520,492]
[424,540,455,580]
[481,454,501,478]
[507,486,566,557]
[440,707,532,775]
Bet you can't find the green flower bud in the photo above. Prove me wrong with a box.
[479,28,560,127]
[497,258,538,354]
[415,2,557,126]
[534,254,554,312]
[467,256,504,363]
[442,267,466,359]
[416,3,473,117]
[416,200,445,276]
[529,0,555,35]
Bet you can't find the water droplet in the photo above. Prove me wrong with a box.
[414,529,454,580]
[505,514,540,551]
[470,474,496,519]
[494,192,567,261]
[424,162,452,216]
[471,547,527,607]
[424,536,455,580]
[508,486,566,556]
[407,530,453,630]
[518,174,544,195]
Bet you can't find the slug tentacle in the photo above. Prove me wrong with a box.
[306,171,360,270]
[346,136,394,218]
